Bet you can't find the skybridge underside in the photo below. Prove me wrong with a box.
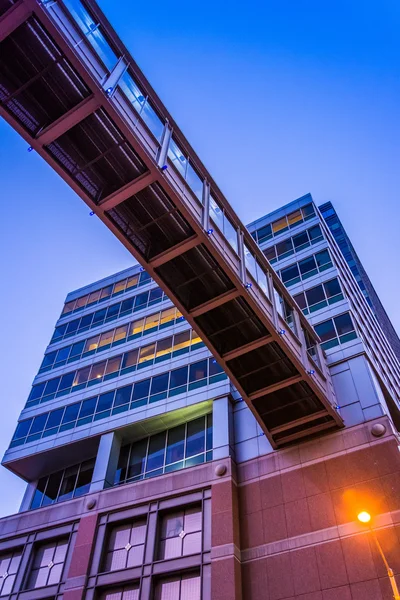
[0,0,343,447]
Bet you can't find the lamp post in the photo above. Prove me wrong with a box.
[357,511,400,600]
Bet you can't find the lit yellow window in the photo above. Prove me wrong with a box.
[74,366,90,385]
[89,361,106,381]
[138,343,156,363]
[88,290,101,304]
[105,355,122,375]
[62,300,76,314]
[130,318,144,336]
[174,331,191,352]
[75,294,88,309]
[156,337,173,358]
[191,330,202,345]
[98,330,113,347]
[160,308,176,326]
[144,313,160,331]
[126,274,139,289]
[85,335,100,352]
[113,279,127,295]
[272,217,288,234]
[114,324,128,343]
[287,209,302,227]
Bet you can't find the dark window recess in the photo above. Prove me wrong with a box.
[0,17,91,134]
[107,183,195,260]
[46,109,146,202]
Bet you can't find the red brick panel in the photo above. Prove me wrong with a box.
[67,514,98,579]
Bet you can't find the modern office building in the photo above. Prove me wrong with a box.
[0,1,400,600]
[319,201,400,361]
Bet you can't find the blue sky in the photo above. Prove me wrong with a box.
[0,0,399,516]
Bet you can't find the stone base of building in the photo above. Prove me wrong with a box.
[0,416,399,600]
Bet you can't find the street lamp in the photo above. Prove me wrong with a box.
[357,511,400,600]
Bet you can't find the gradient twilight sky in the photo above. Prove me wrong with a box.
[0,0,399,516]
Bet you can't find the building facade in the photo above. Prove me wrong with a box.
[0,197,399,600]
[0,0,400,598]
[319,201,400,361]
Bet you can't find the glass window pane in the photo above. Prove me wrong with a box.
[315,250,331,268]
[244,245,257,280]
[89,361,106,381]
[149,287,163,304]
[189,360,207,383]
[114,324,128,342]
[308,224,322,241]
[299,256,317,275]
[84,335,100,352]
[62,403,80,424]
[144,313,160,331]
[41,471,63,506]
[97,391,115,413]
[140,99,164,141]
[281,264,300,284]
[264,246,276,262]
[209,195,224,231]
[186,162,203,201]
[168,138,187,177]
[276,238,293,258]
[156,336,173,358]
[92,308,106,324]
[127,274,139,289]
[13,419,32,440]
[59,372,74,391]
[44,377,60,396]
[87,289,101,304]
[334,313,354,336]
[127,438,147,479]
[174,331,191,352]
[105,356,122,375]
[113,279,127,295]
[79,398,96,418]
[30,414,48,434]
[272,216,288,234]
[106,304,120,320]
[130,318,144,336]
[100,285,113,300]
[74,366,91,386]
[120,297,134,314]
[293,292,306,310]
[138,343,155,364]
[150,373,169,395]
[75,294,88,309]
[62,300,75,314]
[45,408,64,430]
[146,432,166,472]
[160,308,176,326]
[302,203,315,219]
[58,465,79,502]
[224,216,238,253]
[74,459,94,497]
[287,209,302,227]
[324,278,341,298]
[114,385,132,407]
[170,366,188,389]
[293,231,309,250]
[314,319,336,343]
[181,574,201,599]
[70,340,85,358]
[122,349,138,369]
[99,330,114,347]
[132,379,150,400]
[166,425,185,465]
[257,224,272,243]
[186,417,205,457]
[305,285,325,306]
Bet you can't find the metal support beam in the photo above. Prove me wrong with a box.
[249,374,303,401]
[0,0,32,43]
[36,95,101,145]
[157,121,172,168]
[270,410,328,435]
[189,288,241,318]
[238,230,246,283]
[222,335,273,362]
[276,421,336,445]
[202,181,210,230]
[149,235,200,268]
[101,56,128,94]
[99,170,158,211]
